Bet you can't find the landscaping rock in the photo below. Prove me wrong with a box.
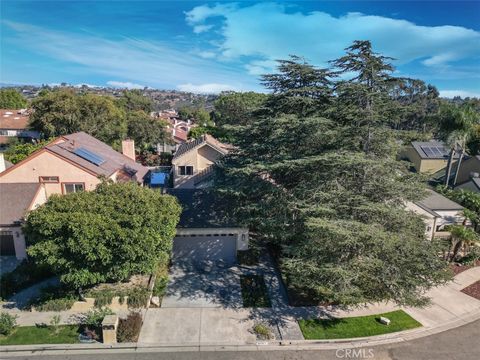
[150,296,160,307]
[379,316,391,325]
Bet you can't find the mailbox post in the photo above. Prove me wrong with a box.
[102,315,119,344]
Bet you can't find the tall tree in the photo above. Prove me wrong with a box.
[126,111,169,151]
[213,91,268,126]
[0,89,27,109]
[116,89,153,113]
[25,182,181,290]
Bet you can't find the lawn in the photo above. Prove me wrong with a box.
[240,274,271,307]
[0,325,81,345]
[298,310,421,340]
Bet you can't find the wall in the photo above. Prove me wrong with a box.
[402,146,449,174]
[456,156,480,184]
[0,150,101,196]
[0,226,27,259]
[405,202,436,240]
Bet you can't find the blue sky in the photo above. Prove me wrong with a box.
[1,1,479,97]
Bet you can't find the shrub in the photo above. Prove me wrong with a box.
[90,290,115,308]
[238,249,260,266]
[0,312,18,336]
[152,253,170,297]
[117,312,143,343]
[252,323,272,340]
[83,308,115,329]
[0,260,53,300]
[34,298,75,312]
[29,286,76,312]
[127,287,150,309]
[50,314,61,334]
[0,313,17,336]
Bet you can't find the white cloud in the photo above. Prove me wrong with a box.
[193,24,213,34]
[107,81,145,89]
[185,3,480,71]
[3,20,254,90]
[439,90,480,98]
[177,83,237,94]
[198,51,216,59]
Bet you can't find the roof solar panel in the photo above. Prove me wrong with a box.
[73,147,105,166]
[436,146,448,157]
[431,147,443,156]
[421,146,435,157]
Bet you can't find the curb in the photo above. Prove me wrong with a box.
[2,308,480,355]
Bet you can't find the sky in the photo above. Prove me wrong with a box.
[1,1,479,97]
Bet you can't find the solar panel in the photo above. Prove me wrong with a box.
[421,146,435,157]
[431,147,444,156]
[436,146,448,157]
[73,147,105,166]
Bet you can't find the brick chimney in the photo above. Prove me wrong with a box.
[121,139,136,161]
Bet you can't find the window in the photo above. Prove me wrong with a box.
[63,183,84,194]
[40,176,59,183]
[178,166,193,176]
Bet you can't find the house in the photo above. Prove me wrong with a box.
[407,189,466,240]
[454,155,480,192]
[171,134,230,189]
[0,183,47,258]
[167,189,249,266]
[401,140,459,173]
[0,132,149,196]
[0,109,40,145]
[0,153,13,173]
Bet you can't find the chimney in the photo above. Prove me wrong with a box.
[122,139,136,161]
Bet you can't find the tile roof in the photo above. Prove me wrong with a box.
[416,189,464,213]
[0,183,41,225]
[0,109,30,130]
[172,134,230,161]
[46,132,149,182]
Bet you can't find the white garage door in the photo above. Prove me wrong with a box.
[173,234,237,266]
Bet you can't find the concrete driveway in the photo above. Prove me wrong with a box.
[161,263,243,308]
[138,307,256,345]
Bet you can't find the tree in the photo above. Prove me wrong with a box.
[214,44,450,307]
[445,225,479,262]
[213,91,268,126]
[25,182,181,290]
[126,111,169,151]
[3,139,50,164]
[116,90,153,113]
[0,89,27,109]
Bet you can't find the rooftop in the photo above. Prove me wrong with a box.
[416,189,464,213]
[166,189,239,228]
[411,140,460,160]
[0,109,30,130]
[0,183,41,225]
[172,134,230,161]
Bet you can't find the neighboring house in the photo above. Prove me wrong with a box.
[407,189,466,240]
[454,155,480,192]
[0,183,47,259]
[0,132,149,196]
[0,109,40,145]
[167,189,249,266]
[171,134,230,189]
[401,140,459,173]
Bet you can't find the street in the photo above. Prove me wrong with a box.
[3,318,479,360]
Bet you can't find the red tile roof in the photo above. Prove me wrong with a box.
[0,109,30,130]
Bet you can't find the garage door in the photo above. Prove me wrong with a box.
[173,234,237,266]
[0,232,16,256]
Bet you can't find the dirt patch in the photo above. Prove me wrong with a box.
[461,280,480,300]
[88,274,150,293]
[450,260,480,276]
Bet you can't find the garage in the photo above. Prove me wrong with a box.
[173,233,238,266]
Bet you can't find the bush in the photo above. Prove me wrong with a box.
[238,249,260,266]
[89,290,115,308]
[117,312,143,343]
[0,313,18,336]
[34,298,76,312]
[127,287,150,309]
[50,314,61,334]
[29,286,76,312]
[83,308,114,329]
[0,260,53,300]
[252,323,273,340]
[152,254,170,297]
[459,246,480,265]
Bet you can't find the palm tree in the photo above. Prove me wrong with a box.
[446,225,479,263]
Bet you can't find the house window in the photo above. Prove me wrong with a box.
[178,166,193,176]
[63,183,84,194]
[40,176,59,183]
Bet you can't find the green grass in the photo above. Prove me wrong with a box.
[298,310,422,340]
[0,325,81,345]
[240,274,271,307]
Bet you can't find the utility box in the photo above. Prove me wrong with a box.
[379,317,391,325]
[102,315,119,344]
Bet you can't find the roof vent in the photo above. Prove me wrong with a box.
[471,172,479,179]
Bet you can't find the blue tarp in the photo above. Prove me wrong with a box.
[150,172,168,186]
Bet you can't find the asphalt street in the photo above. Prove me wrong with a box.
[2,319,479,360]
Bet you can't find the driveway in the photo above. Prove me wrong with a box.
[161,262,243,308]
[138,307,256,345]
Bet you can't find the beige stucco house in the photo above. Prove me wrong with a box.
[171,134,230,189]
[407,189,466,240]
[401,140,459,174]
[454,155,480,192]
[0,132,148,197]
[0,183,47,259]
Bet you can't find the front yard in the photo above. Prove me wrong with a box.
[298,310,421,340]
[0,325,80,345]
[240,274,271,307]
